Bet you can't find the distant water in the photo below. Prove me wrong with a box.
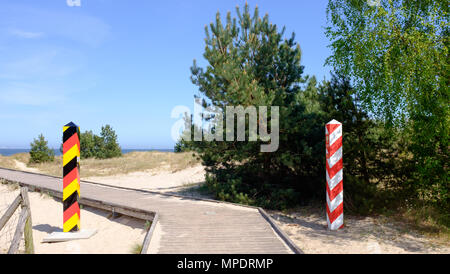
[122,149,174,154]
[0,148,173,156]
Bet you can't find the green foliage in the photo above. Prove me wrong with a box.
[79,130,101,159]
[60,125,122,159]
[319,74,409,185]
[185,4,327,209]
[186,4,406,211]
[29,134,54,163]
[326,0,448,124]
[326,0,449,209]
[185,2,448,214]
[204,168,299,210]
[96,125,122,159]
[174,139,189,153]
[317,73,409,214]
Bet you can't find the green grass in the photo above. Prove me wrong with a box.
[130,243,143,254]
[144,220,152,230]
[392,205,450,240]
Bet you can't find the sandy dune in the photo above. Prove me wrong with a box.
[14,160,39,173]
[84,165,205,192]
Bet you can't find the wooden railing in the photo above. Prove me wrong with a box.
[0,187,34,254]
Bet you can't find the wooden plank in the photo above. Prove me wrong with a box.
[79,198,154,221]
[20,187,31,208]
[20,187,34,254]
[0,194,22,232]
[3,182,155,222]
[258,207,303,254]
[7,208,28,254]
[141,213,159,254]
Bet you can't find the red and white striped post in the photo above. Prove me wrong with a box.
[325,119,344,230]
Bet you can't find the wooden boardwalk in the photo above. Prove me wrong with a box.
[0,168,298,254]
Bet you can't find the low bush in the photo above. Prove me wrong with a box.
[29,134,54,164]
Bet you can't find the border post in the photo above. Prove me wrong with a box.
[325,119,344,230]
[63,122,81,232]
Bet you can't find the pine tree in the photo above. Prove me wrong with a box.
[29,134,55,163]
[97,125,122,159]
[186,4,326,208]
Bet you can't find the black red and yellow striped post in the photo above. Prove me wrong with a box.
[63,122,81,232]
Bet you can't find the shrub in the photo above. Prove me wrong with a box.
[96,125,122,159]
[29,134,54,163]
[60,125,122,159]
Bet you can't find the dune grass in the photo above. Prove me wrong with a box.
[130,243,143,254]
[0,153,30,170]
[390,205,450,242]
[0,151,200,178]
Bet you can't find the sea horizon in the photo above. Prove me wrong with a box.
[0,148,174,156]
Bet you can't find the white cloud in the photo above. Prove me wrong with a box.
[0,48,85,80]
[0,82,67,106]
[1,4,111,47]
[9,28,44,39]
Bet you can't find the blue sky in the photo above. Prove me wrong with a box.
[0,0,331,149]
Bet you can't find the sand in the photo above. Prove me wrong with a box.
[0,183,146,254]
[269,208,450,254]
[84,165,206,192]
[14,160,39,173]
